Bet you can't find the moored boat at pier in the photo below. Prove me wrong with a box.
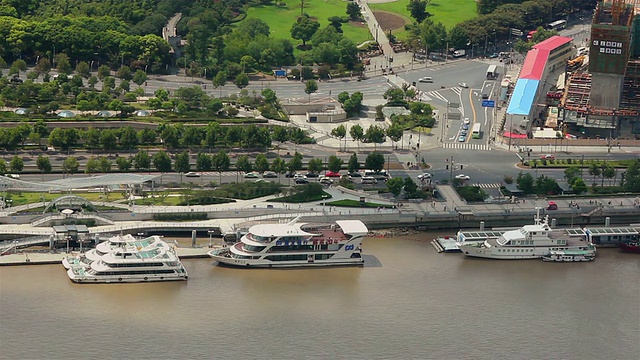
[459,213,596,260]
[618,241,640,254]
[542,249,596,262]
[208,217,368,268]
[65,235,188,283]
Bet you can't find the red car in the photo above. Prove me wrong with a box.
[325,171,341,177]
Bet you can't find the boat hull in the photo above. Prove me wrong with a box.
[542,256,594,262]
[460,245,596,260]
[209,250,364,268]
[67,269,188,283]
[619,243,640,254]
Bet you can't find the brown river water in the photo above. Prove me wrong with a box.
[1,233,638,360]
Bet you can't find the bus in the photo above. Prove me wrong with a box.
[547,20,567,31]
[486,65,498,79]
[471,123,481,139]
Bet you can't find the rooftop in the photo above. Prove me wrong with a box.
[532,36,573,52]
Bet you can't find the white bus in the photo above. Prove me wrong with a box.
[486,65,498,79]
[471,123,481,139]
[547,20,567,31]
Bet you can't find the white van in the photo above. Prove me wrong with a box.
[577,47,588,56]
[361,176,378,184]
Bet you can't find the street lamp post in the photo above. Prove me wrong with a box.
[508,114,513,150]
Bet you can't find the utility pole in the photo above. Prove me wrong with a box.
[449,156,454,181]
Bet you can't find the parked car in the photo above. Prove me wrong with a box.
[295,178,309,184]
[185,172,200,178]
[306,172,319,178]
[285,172,296,178]
[455,174,470,180]
[324,171,341,177]
[263,171,278,178]
[294,174,307,180]
[319,177,333,185]
[349,172,362,178]
[417,173,432,180]
[361,176,378,184]
[541,154,555,160]
[244,172,260,178]
[458,82,468,88]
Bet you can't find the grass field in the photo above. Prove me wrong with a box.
[371,0,477,39]
[244,0,373,47]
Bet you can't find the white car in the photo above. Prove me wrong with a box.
[458,82,468,88]
[417,173,432,180]
[418,77,434,83]
[319,177,333,185]
[455,174,470,180]
[185,172,200,178]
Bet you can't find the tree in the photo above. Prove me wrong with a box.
[97,65,111,80]
[119,126,138,149]
[350,124,364,152]
[63,156,79,176]
[133,70,147,87]
[603,164,616,186]
[196,152,212,171]
[9,155,23,173]
[403,177,418,195]
[516,172,535,194]
[213,150,230,184]
[254,154,270,174]
[213,71,227,97]
[34,58,52,76]
[327,155,344,173]
[85,157,100,174]
[346,2,361,20]
[308,158,324,174]
[386,124,404,149]
[291,16,320,47]
[116,156,132,172]
[0,159,6,175]
[588,163,601,184]
[236,155,253,179]
[287,152,304,175]
[75,61,90,79]
[386,177,404,197]
[347,153,360,173]
[234,72,249,89]
[622,159,640,192]
[98,157,112,173]
[365,152,385,172]
[571,178,588,194]
[262,88,277,104]
[331,124,347,151]
[55,53,72,75]
[153,151,172,173]
[133,150,151,171]
[407,0,430,23]
[36,155,52,180]
[364,125,386,150]
[271,156,287,180]
[304,80,318,102]
[174,151,191,183]
[564,166,582,186]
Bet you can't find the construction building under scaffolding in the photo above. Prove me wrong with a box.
[561,0,640,138]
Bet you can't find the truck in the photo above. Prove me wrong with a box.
[453,50,466,57]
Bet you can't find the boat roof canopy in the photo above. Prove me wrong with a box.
[335,220,368,236]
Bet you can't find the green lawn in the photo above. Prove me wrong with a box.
[371,0,477,40]
[244,0,373,47]
[325,199,395,208]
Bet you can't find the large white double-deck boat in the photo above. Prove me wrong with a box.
[208,218,368,268]
[65,235,188,283]
[459,214,596,260]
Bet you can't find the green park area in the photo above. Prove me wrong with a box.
[244,0,373,46]
[371,0,477,39]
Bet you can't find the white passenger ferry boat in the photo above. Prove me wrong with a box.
[66,235,188,283]
[459,214,596,260]
[542,249,595,262]
[208,218,368,268]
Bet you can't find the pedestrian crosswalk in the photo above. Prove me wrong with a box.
[473,183,502,189]
[442,143,491,151]
[425,91,449,103]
